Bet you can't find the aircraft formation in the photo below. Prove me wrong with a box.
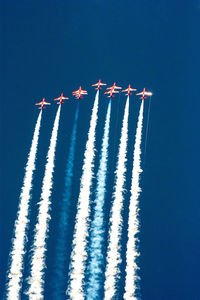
[35,79,152,109]
[6,77,153,300]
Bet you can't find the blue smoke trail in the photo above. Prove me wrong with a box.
[52,104,79,299]
[86,101,111,299]
[67,90,99,299]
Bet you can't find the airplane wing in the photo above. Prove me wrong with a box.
[35,102,42,105]
[104,90,119,95]
[100,83,107,86]
[136,92,143,95]
[122,89,128,92]
[145,92,152,96]
[54,97,60,101]
[115,86,122,89]
[112,90,119,93]
[44,101,51,105]
[92,83,98,86]
[62,97,69,99]
[130,88,137,91]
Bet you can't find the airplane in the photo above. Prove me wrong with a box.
[122,84,137,95]
[54,93,69,104]
[104,82,122,98]
[72,86,88,99]
[106,82,122,90]
[136,88,152,99]
[104,89,120,98]
[35,98,51,109]
[92,79,107,90]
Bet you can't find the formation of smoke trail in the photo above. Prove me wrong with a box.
[124,100,144,300]
[52,105,79,299]
[5,111,42,300]
[86,101,111,299]
[27,105,61,299]
[104,97,129,300]
[67,90,99,300]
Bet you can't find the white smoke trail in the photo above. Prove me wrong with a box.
[124,100,144,300]
[67,90,99,300]
[27,105,61,300]
[104,97,129,300]
[5,111,42,300]
[86,101,111,299]
[52,105,79,299]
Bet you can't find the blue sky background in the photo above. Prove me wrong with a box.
[1,0,200,299]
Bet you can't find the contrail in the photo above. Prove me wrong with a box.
[67,90,99,300]
[27,105,61,299]
[86,101,111,299]
[52,105,79,299]
[5,111,42,300]
[104,97,129,300]
[124,100,144,300]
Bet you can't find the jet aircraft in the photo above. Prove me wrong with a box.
[122,84,137,95]
[104,88,120,98]
[35,98,51,109]
[54,93,69,104]
[104,82,122,98]
[106,82,122,90]
[136,88,152,99]
[72,86,88,99]
[92,79,107,90]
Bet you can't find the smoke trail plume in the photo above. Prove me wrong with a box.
[87,101,111,299]
[67,90,99,300]
[52,105,79,299]
[104,97,129,300]
[27,105,61,299]
[5,111,42,300]
[124,100,144,300]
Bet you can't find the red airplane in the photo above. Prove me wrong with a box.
[136,88,152,99]
[106,82,122,90]
[92,79,107,90]
[54,93,69,104]
[104,87,120,98]
[35,98,51,109]
[122,84,137,95]
[72,86,88,99]
[104,82,122,98]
